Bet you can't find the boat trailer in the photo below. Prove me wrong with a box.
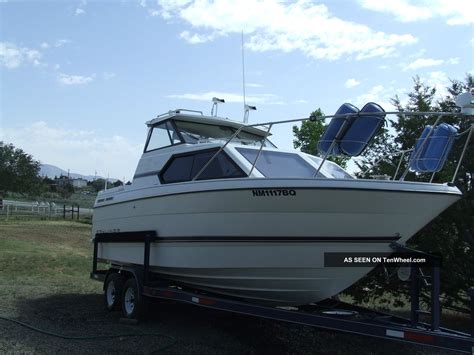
[91,231,474,354]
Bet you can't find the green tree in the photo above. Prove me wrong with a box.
[354,124,397,179]
[42,176,56,192]
[0,142,43,195]
[436,74,474,186]
[89,178,107,192]
[292,109,349,168]
[347,75,474,312]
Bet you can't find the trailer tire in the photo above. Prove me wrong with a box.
[122,278,147,320]
[104,273,125,311]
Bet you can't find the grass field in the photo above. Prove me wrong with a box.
[0,220,467,354]
[0,220,98,293]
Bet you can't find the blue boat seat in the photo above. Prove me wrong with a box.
[409,125,433,172]
[410,123,457,172]
[318,103,359,156]
[339,102,385,157]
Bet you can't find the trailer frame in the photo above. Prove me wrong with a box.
[91,231,474,354]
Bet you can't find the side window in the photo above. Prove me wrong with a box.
[161,155,193,183]
[191,150,243,180]
[145,121,182,152]
[161,149,246,184]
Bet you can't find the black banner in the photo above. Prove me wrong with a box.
[324,252,441,267]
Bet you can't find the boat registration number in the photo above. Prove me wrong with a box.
[252,189,296,197]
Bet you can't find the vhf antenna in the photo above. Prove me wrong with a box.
[242,31,256,123]
[242,31,247,123]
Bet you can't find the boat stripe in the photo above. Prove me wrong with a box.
[98,233,400,243]
[93,185,459,209]
[153,236,400,243]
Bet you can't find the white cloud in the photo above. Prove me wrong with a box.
[166,91,284,104]
[57,73,94,85]
[157,0,192,19]
[351,84,407,110]
[149,9,160,16]
[447,57,459,64]
[179,30,220,44]
[345,78,360,88]
[3,121,142,180]
[358,0,474,25]
[354,85,386,106]
[155,0,417,61]
[39,39,72,49]
[55,39,72,47]
[75,8,85,15]
[403,57,444,71]
[351,72,453,113]
[0,42,42,69]
[425,71,451,98]
[246,83,263,88]
[409,48,426,58]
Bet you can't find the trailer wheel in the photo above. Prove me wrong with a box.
[122,278,146,319]
[104,273,125,311]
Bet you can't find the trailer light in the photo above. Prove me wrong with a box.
[405,331,435,343]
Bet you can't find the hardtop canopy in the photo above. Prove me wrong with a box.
[146,109,271,137]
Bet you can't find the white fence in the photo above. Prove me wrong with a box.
[0,199,93,220]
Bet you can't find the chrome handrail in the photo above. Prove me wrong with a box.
[248,124,273,176]
[451,124,474,184]
[357,149,413,180]
[188,110,465,182]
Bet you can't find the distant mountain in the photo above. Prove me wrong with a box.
[39,164,117,182]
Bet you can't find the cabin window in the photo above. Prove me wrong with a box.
[160,149,246,183]
[145,121,182,152]
[237,148,316,178]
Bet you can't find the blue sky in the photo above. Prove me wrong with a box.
[1,0,473,180]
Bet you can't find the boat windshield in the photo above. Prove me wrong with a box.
[174,121,276,147]
[307,156,354,179]
[237,148,354,179]
[237,148,325,178]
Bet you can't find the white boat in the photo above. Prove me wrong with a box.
[92,104,464,306]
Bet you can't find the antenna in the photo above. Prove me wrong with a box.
[241,30,247,122]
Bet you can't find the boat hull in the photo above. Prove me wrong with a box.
[93,179,461,305]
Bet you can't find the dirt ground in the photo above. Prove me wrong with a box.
[0,221,467,354]
[2,292,466,355]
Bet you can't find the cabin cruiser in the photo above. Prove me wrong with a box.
[92,101,468,306]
